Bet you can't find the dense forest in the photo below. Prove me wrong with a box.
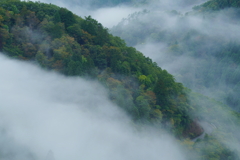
[0,0,240,159]
[0,0,194,136]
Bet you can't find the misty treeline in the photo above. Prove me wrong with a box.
[0,0,194,136]
[194,0,240,10]
[111,0,240,112]
[0,0,240,159]
[49,0,148,8]
[110,0,240,158]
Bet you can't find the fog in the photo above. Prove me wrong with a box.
[131,8,240,102]
[0,54,187,160]
[27,0,208,28]
[188,96,240,158]
[28,0,140,28]
[83,0,240,157]
[144,0,208,13]
[129,8,240,154]
[7,0,240,159]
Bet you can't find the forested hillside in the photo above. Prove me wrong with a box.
[0,0,240,159]
[109,0,240,158]
[0,0,195,137]
[193,0,240,10]
[111,0,240,112]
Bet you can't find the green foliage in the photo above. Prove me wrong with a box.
[194,0,240,11]
[3,44,22,57]
[81,16,110,45]
[1,0,240,159]
[0,0,211,148]
[0,1,193,134]
[111,6,240,112]
[53,11,61,23]
[67,24,83,44]
[111,3,240,158]
[58,8,76,28]
[185,90,240,159]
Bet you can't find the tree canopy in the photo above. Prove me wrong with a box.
[0,0,240,159]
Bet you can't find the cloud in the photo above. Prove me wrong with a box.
[26,0,139,28]
[123,7,240,102]
[88,6,140,28]
[26,0,209,29]
[146,0,208,13]
[12,0,240,158]
[123,5,240,157]
[0,54,187,160]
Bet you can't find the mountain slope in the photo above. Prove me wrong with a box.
[0,0,240,159]
[111,0,240,112]
[193,0,240,11]
[0,0,197,137]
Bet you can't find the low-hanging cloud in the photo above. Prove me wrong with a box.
[131,7,240,157]
[9,0,240,158]
[0,54,187,160]
[88,6,140,28]
[146,0,208,13]
[27,0,139,28]
[26,0,208,29]
[112,5,240,103]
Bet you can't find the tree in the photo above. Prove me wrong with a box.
[59,8,75,28]
[136,95,150,119]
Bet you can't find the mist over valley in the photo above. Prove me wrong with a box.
[0,0,240,159]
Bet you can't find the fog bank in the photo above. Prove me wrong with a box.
[0,54,187,160]
[27,0,139,28]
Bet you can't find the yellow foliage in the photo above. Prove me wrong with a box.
[154,109,163,120]
[181,138,194,150]
[138,75,147,83]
